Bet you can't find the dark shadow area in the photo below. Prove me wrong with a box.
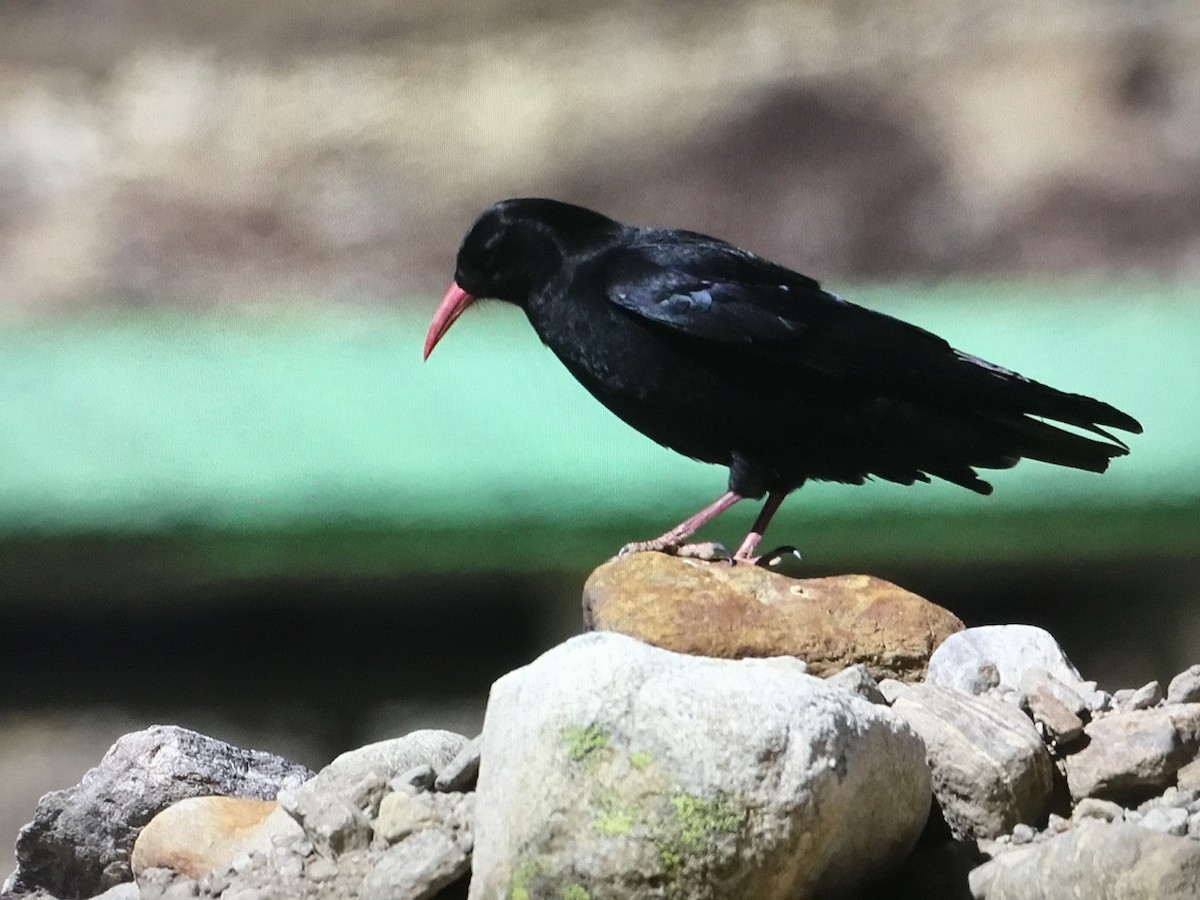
[0,574,546,765]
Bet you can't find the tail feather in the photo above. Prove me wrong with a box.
[950,350,1142,433]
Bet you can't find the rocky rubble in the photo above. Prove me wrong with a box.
[4,556,1200,899]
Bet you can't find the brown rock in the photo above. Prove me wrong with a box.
[582,552,964,681]
[130,796,277,879]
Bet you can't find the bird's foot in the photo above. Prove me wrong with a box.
[614,540,731,562]
[675,542,733,561]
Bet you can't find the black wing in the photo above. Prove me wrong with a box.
[603,230,1142,442]
[605,229,835,343]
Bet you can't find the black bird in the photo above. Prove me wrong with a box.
[424,198,1142,561]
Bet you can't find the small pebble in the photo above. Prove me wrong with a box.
[1188,811,1200,836]
[307,856,339,882]
[1114,681,1162,711]
[1074,797,1124,822]
[877,678,908,704]
[435,737,482,792]
[1167,665,1200,705]
[1046,813,1070,833]
[395,763,436,791]
[228,852,256,875]
[276,853,304,878]
[1175,757,1200,792]
[825,664,887,704]
[348,772,388,815]
[1140,806,1188,836]
[199,870,231,895]
[1010,823,1037,844]
[1130,680,1163,709]
[161,880,200,900]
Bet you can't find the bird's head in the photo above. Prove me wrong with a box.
[424,198,620,359]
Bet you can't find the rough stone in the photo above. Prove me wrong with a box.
[879,679,909,704]
[434,738,481,793]
[470,632,931,900]
[2,725,313,899]
[1018,668,1086,745]
[276,791,373,857]
[926,625,1086,696]
[87,883,142,900]
[1114,681,1164,712]
[1167,666,1200,705]
[968,820,1200,899]
[360,828,469,900]
[373,793,438,844]
[583,553,963,681]
[130,797,277,879]
[296,731,468,801]
[825,664,888,704]
[1141,807,1189,836]
[1063,709,1188,802]
[1073,798,1124,822]
[1175,756,1200,792]
[890,684,1054,841]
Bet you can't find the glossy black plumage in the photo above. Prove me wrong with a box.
[425,198,1142,558]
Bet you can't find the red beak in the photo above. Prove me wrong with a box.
[424,282,476,360]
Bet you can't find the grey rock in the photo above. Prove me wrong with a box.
[434,737,481,793]
[825,664,887,704]
[133,866,179,900]
[275,791,372,856]
[1114,681,1163,712]
[274,730,467,859]
[305,856,339,882]
[1073,797,1125,822]
[301,731,468,800]
[1188,811,1200,836]
[396,765,436,792]
[1010,823,1036,844]
[1018,667,1086,714]
[360,828,469,900]
[470,632,930,900]
[1085,689,1113,714]
[1018,668,1086,745]
[1138,786,1198,813]
[1167,666,1200,705]
[1166,703,1200,752]
[2,725,312,899]
[87,883,141,900]
[926,625,1086,696]
[891,684,1053,841]
[1141,807,1189,836]
[968,820,1200,899]
[1176,756,1200,792]
[1063,709,1188,802]
[878,678,909,704]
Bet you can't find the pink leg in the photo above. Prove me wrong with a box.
[620,490,744,555]
[733,491,787,561]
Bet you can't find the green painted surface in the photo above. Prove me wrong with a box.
[0,281,1196,576]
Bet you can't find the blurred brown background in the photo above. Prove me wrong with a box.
[2,0,1199,883]
[3,0,1199,317]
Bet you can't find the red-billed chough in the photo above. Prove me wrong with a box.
[424,198,1142,562]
